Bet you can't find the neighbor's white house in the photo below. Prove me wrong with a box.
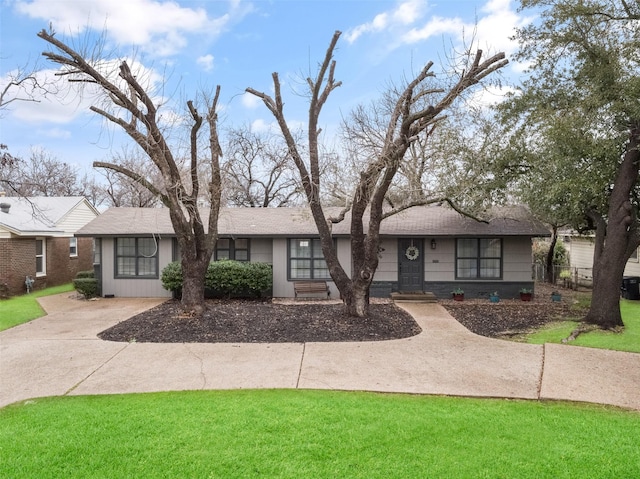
[75,205,549,300]
[0,196,99,297]
[562,233,640,285]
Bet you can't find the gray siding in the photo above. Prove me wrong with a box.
[503,237,535,281]
[96,235,536,299]
[371,236,534,299]
[250,238,272,263]
[380,236,533,283]
[99,237,173,298]
[271,237,346,298]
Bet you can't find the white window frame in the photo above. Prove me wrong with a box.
[69,237,78,257]
[36,237,46,277]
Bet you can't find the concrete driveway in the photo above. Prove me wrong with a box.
[1,293,639,410]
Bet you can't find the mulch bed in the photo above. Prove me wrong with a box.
[99,299,422,343]
[98,284,586,344]
[442,301,573,338]
[443,283,587,339]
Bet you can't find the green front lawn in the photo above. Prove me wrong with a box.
[528,299,640,353]
[1,390,638,478]
[0,283,74,331]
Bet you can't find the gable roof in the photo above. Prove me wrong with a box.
[76,205,550,238]
[0,197,99,236]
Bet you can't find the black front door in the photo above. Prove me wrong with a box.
[398,238,424,292]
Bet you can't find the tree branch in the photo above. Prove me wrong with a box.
[93,161,168,204]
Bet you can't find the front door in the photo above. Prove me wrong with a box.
[398,238,424,292]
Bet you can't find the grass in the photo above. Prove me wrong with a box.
[528,297,640,353]
[0,283,74,331]
[1,389,639,478]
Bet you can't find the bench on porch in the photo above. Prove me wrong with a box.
[293,281,330,299]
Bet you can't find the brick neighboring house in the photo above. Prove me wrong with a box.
[0,196,100,297]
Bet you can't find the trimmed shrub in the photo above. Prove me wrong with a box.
[161,261,183,294]
[73,278,98,299]
[206,260,272,297]
[243,262,273,295]
[73,270,98,299]
[75,270,95,279]
[161,260,272,298]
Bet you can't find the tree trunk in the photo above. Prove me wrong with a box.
[342,280,371,317]
[583,125,640,329]
[180,253,209,316]
[545,225,558,284]
[585,256,626,329]
[246,32,506,318]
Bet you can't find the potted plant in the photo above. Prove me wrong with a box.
[489,291,500,303]
[551,291,562,302]
[452,288,464,301]
[519,288,533,301]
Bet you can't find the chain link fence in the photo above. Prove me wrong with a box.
[533,264,593,289]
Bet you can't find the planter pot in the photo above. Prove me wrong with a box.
[452,293,464,302]
[551,294,562,302]
[489,295,500,303]
[520,293,533,302]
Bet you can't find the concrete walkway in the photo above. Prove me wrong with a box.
[1,293,639,410]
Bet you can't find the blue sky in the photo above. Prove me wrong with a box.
[0,0,533,175]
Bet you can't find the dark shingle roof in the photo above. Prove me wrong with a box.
[76,205,549,238]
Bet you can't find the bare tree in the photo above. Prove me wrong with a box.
[38,28,222,315]
[0,59,55,116]
[0,144,17,173]
[223,125,303,207]
[97,146,163,208]
[0,146,102,202]
[4,147,76,196]
[1,59,57,191]
[248,31,507,316]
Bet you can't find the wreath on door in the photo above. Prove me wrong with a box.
[405,245,419,261]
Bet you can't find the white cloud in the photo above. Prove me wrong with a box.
[402,16,465,44]
[474,0,533,55]
[345,0,427,43]
[348,0,531,64]
[250,118,273,133]
[197,54,215,72]
[402,0,527,56]
[392,0,425,24]
[4,57,167,125]
[241,92,260,109]
[14,0,249,57]
[0,68,87,124]
[39,127,72,139]
[467,84,518,109]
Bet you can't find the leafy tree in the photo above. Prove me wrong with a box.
[500,0,640,328]
[38,29,223,315]
[248,31,507,316]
